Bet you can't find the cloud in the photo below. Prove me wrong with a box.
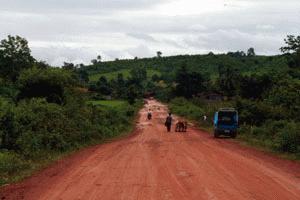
[0,0,170,13]
[0,0,299,65]
[126,33,158,43]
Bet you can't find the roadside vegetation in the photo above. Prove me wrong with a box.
[0,36,142,185]
[81,35,300,159]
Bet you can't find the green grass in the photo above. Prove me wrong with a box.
[89,69,160,82]
[0,100,143,186]
[87,100,127,108]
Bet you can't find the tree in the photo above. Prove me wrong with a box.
[96,76,111,96]
[97,55,102,62]
[130,67,147,83]
[280,35,300,68]
[126,85,138,105]
[280,35,300,53]
[238,74,272,99]
[17,67,74,104]
[91,59,98,65]
[227,51,246,57]
[77,70,89,84]
[0,35,34,80]
[247,47,255,57]
[175,64,206,98]
[35,60,50,69]
[217,64,239,97]
[151,74,160,82]
[127,67,147,97]
[112,73,126,98]
[157,51,162,58]
[62,62,75,70]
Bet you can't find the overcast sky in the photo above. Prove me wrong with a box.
[1,0,299,66]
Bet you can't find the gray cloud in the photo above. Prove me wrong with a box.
[0,0,169,13]
[0,0,299,65]
[126,33,158,43]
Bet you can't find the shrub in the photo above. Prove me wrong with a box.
[0,151,29,184]
[169,97,204,121]
[13,99,71,156]
[274,122,300,153]
[17,67,75,104]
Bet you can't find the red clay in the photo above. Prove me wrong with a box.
[1,100,300,200]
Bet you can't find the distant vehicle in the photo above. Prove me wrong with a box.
[213,108,238,138]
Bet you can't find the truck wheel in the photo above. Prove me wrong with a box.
[231,131,237,138]
[214,130,219,138]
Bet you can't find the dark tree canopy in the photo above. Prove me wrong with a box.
[280,35,300,53]
[247,47,256,57]
[280,35,300,68]
[17,67,74,104]
[157,51,162,58]
[175,64,206,98]
[0,35,34,80]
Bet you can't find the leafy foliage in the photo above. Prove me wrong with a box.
[17,67,75,104]
[0,35,34,80]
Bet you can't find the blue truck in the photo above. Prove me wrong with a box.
[213,108,238,138]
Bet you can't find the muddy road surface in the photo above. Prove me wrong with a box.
[1,100,300,200]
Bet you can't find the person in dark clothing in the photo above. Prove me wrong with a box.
[165,113,173,132]
[147,110,152,120]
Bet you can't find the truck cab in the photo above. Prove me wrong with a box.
[213,108,238,138]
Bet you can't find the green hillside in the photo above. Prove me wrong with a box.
[89,69,161,82]
[84,53,289,83]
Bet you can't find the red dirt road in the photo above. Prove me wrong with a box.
[1,100,300,200]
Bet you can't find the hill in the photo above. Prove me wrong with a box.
[83,53,289,83]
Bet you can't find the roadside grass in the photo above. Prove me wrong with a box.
[0,150,70,186]
[237,135,300,161]
[0,100,143,186]
[168,97,300,161]
[87,100,127,108]
[89,69,160,82]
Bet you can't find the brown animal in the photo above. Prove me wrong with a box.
[175,121,187,132]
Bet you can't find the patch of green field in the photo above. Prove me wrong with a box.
[89,69,160,82]
[88,100,127,108]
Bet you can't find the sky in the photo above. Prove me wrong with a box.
[0,0,300,66]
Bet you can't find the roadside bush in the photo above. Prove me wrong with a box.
[235,98,287,126]
[0,151,30,184]
[239,120,300,154]
[12,99,71,156]
[17,67,75,104]
[0,99,17,150]
[169,97,204,121]
[273,122,300,153]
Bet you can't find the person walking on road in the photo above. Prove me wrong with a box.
[165,113,173,132]
[147,110,152,120]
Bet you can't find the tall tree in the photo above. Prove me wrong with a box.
[175,64,206,98]
[97,55,102,62]
[217,64,239,97]
[157,51,162,58]
[0,35,34,80]
[247,47,255,57]
[62,62,75,70]
[96,76,111,95]
[280,35,300,68]
[280,35,300,53]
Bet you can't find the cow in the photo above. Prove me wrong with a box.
[175,121,187,132]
